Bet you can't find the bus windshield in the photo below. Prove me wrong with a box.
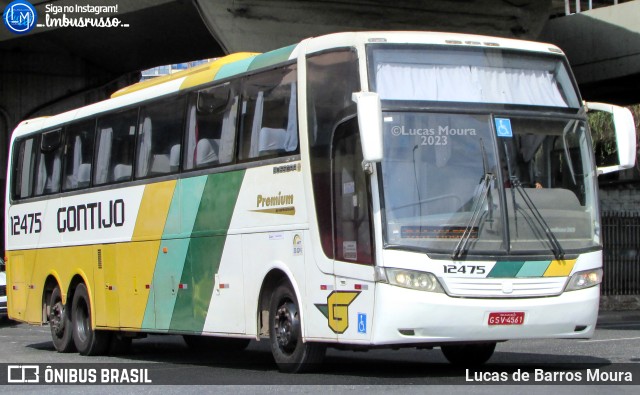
[380,112,599,257]
[372,46,597,257]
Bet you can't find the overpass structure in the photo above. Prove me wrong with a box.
[1,1,638,117]
[541,1,640,105]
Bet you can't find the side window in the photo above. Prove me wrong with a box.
[306,49,360,258]
[137,96,186,178]
[332,120,374,265]
[34,128,63,196]
[12,137,37,199]
[238,64,298,161]
[184,84,238,170]
[63,120,95,191]
[94,109,138,185]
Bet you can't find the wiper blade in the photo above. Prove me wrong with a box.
[510,176,565,259]
[452,172,493,259]
[502,140,564,259]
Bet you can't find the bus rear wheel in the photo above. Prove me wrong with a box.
[441,342,496,366]
[48,286,75,353]
[71,283,111,356]
[269,280,325,373]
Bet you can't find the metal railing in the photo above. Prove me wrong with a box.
[601,211,640,295]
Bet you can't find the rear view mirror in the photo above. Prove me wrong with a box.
[587,102,637,175]
[197,85,230,114]
[41,128,62,152]
[352,92,383,163]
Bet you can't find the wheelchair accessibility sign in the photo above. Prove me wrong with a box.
[357,313,367,334]
[495,118,513,138]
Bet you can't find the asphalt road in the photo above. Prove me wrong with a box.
[0,311,639,393]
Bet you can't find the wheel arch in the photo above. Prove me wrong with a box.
[256,266,304,338]
[41,274,61,324]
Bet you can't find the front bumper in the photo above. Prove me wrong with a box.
[371,283,599,345]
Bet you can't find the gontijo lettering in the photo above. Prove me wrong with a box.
[57,199,125,232]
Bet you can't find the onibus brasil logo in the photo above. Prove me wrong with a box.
[2,0,37,34]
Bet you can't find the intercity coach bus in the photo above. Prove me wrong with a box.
[4,32,636,372]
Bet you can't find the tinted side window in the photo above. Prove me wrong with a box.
[95,109,138,185]
[63,120,95,191]
[12,137,37,199]
[34,128,63,196]
[184,84,238,170]
[137,96,186,178]
[306,49,360,258]
[238,65,298,161]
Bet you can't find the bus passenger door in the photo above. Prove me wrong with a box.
[331,119,376,342]
[92,244,119,328]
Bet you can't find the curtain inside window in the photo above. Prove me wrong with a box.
[219,96,238,163]
[376,64,568,107]
[284,83,298,152]
[248,91,264,158]
[95,128,113,184]
[136,117,152,177]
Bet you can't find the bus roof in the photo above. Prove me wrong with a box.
[10,31,564,139]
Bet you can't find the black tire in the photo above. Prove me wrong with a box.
[183,335,250,352]
[441,342,496,366]
[269,280,325,373]
[48,286,76,353]
[71,283,111,356]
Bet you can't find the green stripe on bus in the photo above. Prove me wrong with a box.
[487,261,526,278]
[163,176,208,237]
[516,261,551,277]
[143,238,191,331]
[169,170,245,332]
[191,171,245,237]
[214,57,256,81]
[248,44,297,71]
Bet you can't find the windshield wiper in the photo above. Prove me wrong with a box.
[451,174,493,259]
[503,142,564,259]
[452,139,493,259]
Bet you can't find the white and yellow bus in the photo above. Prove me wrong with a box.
[5,32,636,372]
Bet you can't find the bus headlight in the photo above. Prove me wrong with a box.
[383,268,444,293]
[565,268,603,291]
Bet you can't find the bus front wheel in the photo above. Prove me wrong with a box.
[48,286,75,353]
[441,342,496,366]
[71,283,111,356]
[268,280,325,373]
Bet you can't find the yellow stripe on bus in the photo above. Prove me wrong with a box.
[179,53,259,90]
[115,240,162,329]
[543,259,577,277]
[132,180,176,241]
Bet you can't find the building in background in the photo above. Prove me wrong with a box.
[140,60,213,81]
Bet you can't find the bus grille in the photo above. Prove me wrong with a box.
[441,277,568,298]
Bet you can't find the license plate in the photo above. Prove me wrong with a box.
[488,312,525,326]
